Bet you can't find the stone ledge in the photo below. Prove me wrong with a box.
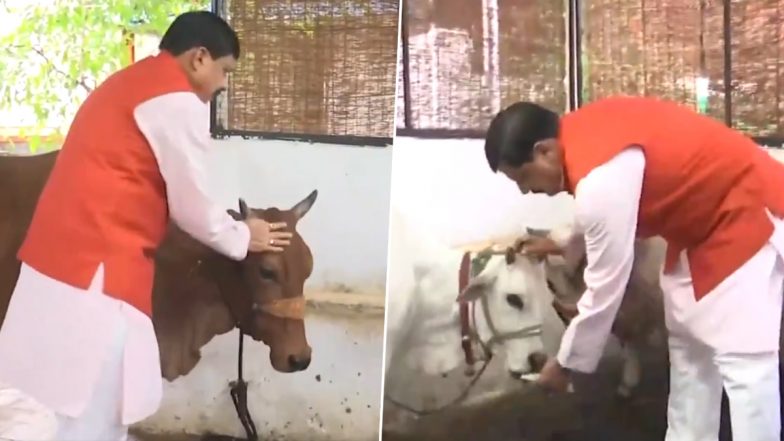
[304,290,386,318]
[766,146,784,163]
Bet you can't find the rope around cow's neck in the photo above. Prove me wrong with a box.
[383,317,543,417]
[383,250,496,415]
[187,258,258,441]
[383,345,495,417]
[229,329,258,440]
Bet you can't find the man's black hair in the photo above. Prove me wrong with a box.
[159,11,240,59]
[484,101,560,172]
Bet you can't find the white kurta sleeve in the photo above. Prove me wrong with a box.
[555,147,645,373]
[133,92,250,261]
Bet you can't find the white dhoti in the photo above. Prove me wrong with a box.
[661,215,784,441]
[0,264,162,441]
[52,309,130,441]
[0,333,129,441]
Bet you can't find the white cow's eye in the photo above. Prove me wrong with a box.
[505,294,524,310]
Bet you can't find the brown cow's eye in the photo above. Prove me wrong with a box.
[259,267,276,280]
[506,294,524,310]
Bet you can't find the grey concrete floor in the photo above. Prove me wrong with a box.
[130,433,201,441]
[382,345,672,441]
[380,340,770,441]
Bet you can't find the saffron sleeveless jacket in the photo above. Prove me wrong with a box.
[18,51,194,316]
[560,96,784,300]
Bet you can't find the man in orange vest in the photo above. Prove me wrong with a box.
[0,11,292,441]
[484,96,784,441]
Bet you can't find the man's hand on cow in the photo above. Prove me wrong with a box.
[513,236,562,259]
[246,219,293,253]
[552,298,579,323]
[536,357,571,394]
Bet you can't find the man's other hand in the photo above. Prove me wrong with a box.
[536,357,571,394]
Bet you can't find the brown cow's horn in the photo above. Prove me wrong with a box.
[292,189,318,220]
[238,199,249,218]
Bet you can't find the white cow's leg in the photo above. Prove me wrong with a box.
[617,343,641,398]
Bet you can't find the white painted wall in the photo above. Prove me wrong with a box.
[768,146,784,163]
[391,137,784,245]
[204,138,392,295]
[390,137,575,245]
[137,309,384,441]
[4,130,394,296]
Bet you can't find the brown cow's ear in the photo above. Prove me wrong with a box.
[238,198,249,219]
[227,209,242,220]
[292,189,318,220]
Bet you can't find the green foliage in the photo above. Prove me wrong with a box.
[0,0,210,151]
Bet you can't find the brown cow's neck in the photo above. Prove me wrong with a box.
[153,234,238,380]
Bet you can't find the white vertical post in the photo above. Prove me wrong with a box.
[483,0,501,114]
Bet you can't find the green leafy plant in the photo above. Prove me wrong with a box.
[0,0,209,151]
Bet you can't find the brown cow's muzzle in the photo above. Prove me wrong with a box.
[288,346,312,371]
[267,327,312,373]
[251,296,312,373]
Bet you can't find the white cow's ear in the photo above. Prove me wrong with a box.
[456,275,494,303]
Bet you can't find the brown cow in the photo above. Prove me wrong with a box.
[0,150,317,380]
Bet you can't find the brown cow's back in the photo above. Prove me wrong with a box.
[0,151,59,327]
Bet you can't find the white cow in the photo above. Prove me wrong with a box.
[384,207,657,409]
[384,207,560,381]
